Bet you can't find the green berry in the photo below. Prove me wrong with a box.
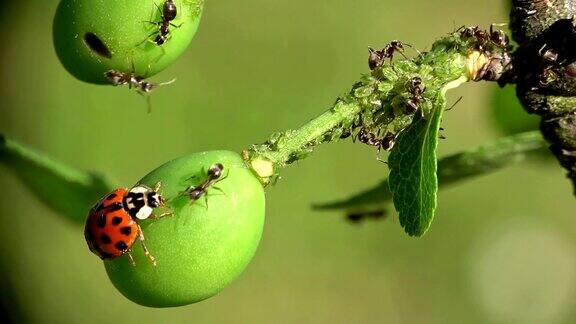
[53,0,203,84]
[105,151,266,307]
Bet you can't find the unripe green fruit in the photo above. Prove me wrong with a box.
[105,151,266,307]
[53,0,203,84]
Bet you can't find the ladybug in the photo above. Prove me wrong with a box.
[84,182,168,266]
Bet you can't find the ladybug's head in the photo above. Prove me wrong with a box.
[126,184,164,220]
[147,191,163,208]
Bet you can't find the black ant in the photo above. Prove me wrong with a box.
[459,24,509,51]
[356,127,397,152]
[105,70,157,93]
[104,67,176,112]
[405,77,425,116]
[144,0,180,46]
[184,163,226,205]
[104,70,176,94]
[489,24,509,48]
[368,40,409,70]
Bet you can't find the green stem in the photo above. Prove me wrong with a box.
[314,130,548,210]
[243,32,486,184]
[258,101,361,165]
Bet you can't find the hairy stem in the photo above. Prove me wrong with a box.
[242,30,507,184]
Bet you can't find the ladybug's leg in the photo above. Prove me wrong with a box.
[127,251,136,266]
[137,224,157,266]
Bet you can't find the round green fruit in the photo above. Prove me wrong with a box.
[105,151,266,307]
[53,0,203,84]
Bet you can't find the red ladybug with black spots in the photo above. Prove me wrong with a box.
[84,183,169,266]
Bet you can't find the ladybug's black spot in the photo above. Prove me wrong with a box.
[125,192,146,218]
[100,234,112,244]
[112,216,123,226]
[106,193,117,201]
[83,32,112,59]
[96,214,106,228]
[115,241,128,252]
[92,203,105,213]
[107,202,123,212]
[120,226,132,236]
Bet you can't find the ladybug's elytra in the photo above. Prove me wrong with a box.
[84,183,169,266]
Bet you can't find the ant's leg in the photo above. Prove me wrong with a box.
[143,20,161,26]
[210,186,227,197]
[397,50,409,60]
[203,194,209,210]
[375,146,388,164]
[147,45,167,72]
[404,42,422,56]
[137,224,157,266]
[153,1,163,17]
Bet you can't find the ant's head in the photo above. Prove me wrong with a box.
[141,82,155,93]
[490,29,509,48]
[389,40,404,51]
[382,132,396,151]
[207,163,224,179]
[460,26,482,39]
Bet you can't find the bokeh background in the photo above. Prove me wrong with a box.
[1,0,576,323]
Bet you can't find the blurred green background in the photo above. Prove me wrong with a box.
[1,0,576,323]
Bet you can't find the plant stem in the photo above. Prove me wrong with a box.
[314,130,548,210]
[243,31,501,185]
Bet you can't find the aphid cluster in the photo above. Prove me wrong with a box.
[459,25,513,82]
[460,25,510,51]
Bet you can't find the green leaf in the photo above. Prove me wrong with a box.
[314,131,547,221]
[387,92,446,236]
[0,135,117,224]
